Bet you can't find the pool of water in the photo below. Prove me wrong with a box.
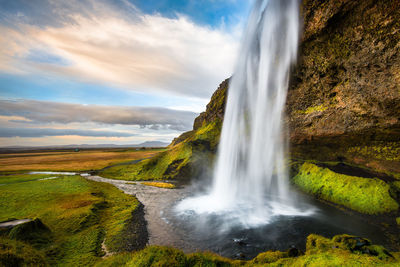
[163,190,395,259]
[85,176,397,260]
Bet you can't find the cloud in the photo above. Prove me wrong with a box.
[0,99,197,131]
[0,127,135,138]
[0,0,239,99]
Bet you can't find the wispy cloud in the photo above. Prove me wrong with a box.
[0,0,239,99]
[0,127,135,138]
[0,99,197,131]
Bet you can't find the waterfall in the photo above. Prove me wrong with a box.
[176,0,313,228]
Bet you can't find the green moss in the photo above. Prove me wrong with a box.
[95,246,241,267]
[396,217,400,226]
[251,250,288,264]
[299,104,328,114]
[187,252,241,266]
[96,234,399,266]
[100,142,192,181]
[0,175,140,265]
[293,162,399,214]
[0,237,47,266]
[393,181,400,190]
[348,142,400,162]
[8,218,52,249]
[305,234,394,262]
[100,120,222,181]
[124,246,187,266]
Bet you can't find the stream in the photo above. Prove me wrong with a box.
[84,175,395,260]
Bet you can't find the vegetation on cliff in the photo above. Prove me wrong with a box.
[100,79,228,181]
[293,162,399,214]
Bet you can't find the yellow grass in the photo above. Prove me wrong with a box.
[141,181,175,189]
[0,149,164,172]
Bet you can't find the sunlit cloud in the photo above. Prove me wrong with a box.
[0,0,246,146]
[0,0,239,99]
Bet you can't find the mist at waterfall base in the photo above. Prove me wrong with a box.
[176,0,314,230]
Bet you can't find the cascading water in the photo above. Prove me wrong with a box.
[176,0,313,228]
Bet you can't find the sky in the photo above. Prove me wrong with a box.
[0,0,252,146]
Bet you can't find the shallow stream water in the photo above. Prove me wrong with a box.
[85,175,394,260]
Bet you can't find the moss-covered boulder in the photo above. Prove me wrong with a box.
[307,234,394,261]
[8,218,52,248]
[293,162,399,214]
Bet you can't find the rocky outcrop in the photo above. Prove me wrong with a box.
[288,0,400,177]
[170,78,228,147]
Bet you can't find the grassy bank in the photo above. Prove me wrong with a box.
[293,162,399,214]
[99,120,221,181]
[0,148,164,172]
[95,234,400,266]
[0,175,144,266]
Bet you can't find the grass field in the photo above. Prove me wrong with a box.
[0,148,164,172]
[0,174,141,266]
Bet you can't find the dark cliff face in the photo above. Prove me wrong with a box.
[288,0,400,176]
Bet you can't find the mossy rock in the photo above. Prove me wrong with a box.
[8,218,52,248]
[293,162,399,214]
[126,246,187,266]
[307,234,393,261]
[251,250,289,264]
[96,234,398,266]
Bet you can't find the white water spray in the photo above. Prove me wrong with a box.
[177,0,313,228]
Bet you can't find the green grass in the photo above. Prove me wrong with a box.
[0,175,140,266]
[293,162,399,214]
[1,173,399,266]
[95,234,399,266]
[0,174,57,185]
[0,237,47,266]
[100,120,221,181]
[95,246,242,267]
[100,142,192,181]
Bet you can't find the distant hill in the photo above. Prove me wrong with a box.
[0,141,169,152]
